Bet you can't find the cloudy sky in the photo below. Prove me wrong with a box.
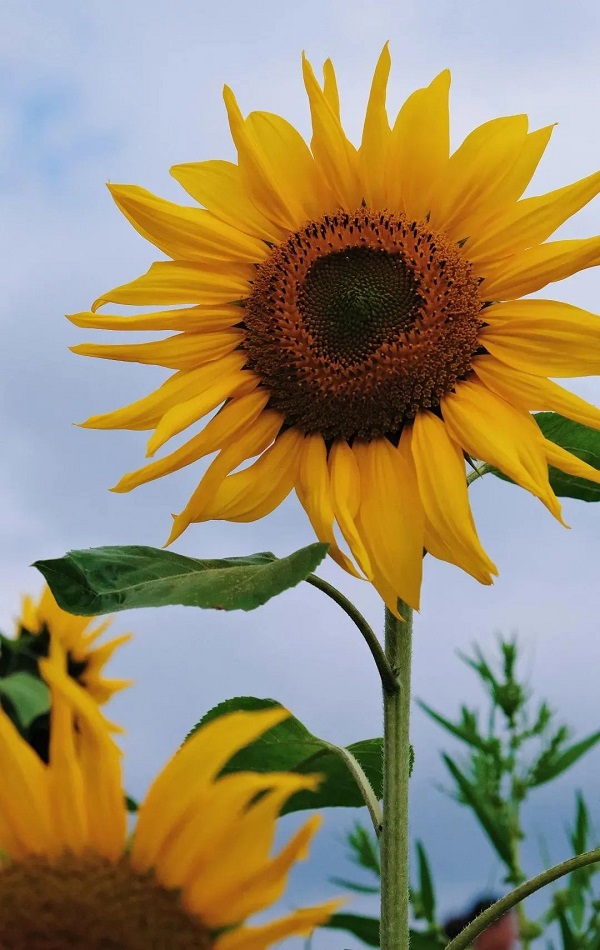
[3,1,600,945]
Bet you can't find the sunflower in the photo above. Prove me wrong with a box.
[0,640,337,949]
[16,584,131,706]
[71,46,600,613]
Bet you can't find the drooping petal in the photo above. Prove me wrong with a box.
[131,708,289,872]
[441,378,565,523]
[328,439,373,577]
[480,299,600,376]
[353,436,425,612]
[215,902,341,950]
[543,438,600,485]
[199,427,304,522]
[479,235,600,300]
[408,412,497,583]
[295,433,361,577]
[112,388,266,492]
[429,115,529,238]
[71,328,243,370]
[107,184,269,263]
[92,260,254,311]
[360,43,392,208]
[170,159,284,242]
[168,410,285,543]
[68,304,243,333]
[472,354,600,429]
[0,709,55,859]
[302,53,362,209]
[386,69,450,220]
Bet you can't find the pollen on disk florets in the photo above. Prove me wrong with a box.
[0,854,213,950]
[243,209,483,440]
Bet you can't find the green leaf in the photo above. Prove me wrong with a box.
[442,754,513,866]
[189,696,385,813]
[530,731,600,787]
[557,908,578,950]
[490,413,600,502]
[416,840,436,924]
[323,912,380,947]
[346,822,381,877]
[329,877,380,895]
[0,673,50,729]
[418,701,490,752]
[34,543,328,615]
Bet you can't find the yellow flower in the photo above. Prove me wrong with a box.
[0,642,337,949]
[72,46,600,613]
[17,584,131,706]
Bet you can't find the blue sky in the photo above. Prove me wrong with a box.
[3,1,600,945]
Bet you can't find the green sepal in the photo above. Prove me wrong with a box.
[0,673,50,730]
[34,543,328,615]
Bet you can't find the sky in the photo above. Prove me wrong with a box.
[2,0,600,946]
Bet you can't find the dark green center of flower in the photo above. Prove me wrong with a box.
[244,209,483,440]
[0,854,213,950]
[299,246,422,360]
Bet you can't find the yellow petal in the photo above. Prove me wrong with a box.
[480,299,600,376]
[408,412,497,583]
[146,366,256,456]
[467,169,600,263]
[71,329,243,370]
[0,708,55,858]
[168,410,284,543]
[170,159,284,242]
[92,260,253,311]
[386,69,450,220]
[115,387,266,491]
[199,427,304,521]
[328,439,373,577]
[215,902,342,950]
[441,378,565,523]
[68,304,242,333]
[107,184,269,263]
[543,438,600,486]
[360,43,392,208]
[429,114,529,238]
[479,235,600,300]
[295,433,361,578]
[302,53,362,209]
[322,59,340,119]
[131,708,289,872]
[472,354,600,429]
[353,436,424,612]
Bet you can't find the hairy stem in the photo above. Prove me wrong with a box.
[380,602,413,950]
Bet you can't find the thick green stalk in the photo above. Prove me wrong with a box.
[380,601,413,950]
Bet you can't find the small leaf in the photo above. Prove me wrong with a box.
[443,754,513,866]
[490,413,600,502]
[125,795,139,813]
[34,543,328,615]
[530,731,600,787]
[556,908,578,950]
[323,912,380,947]
[188,697,384,813]
[416,840,436,924]
[346,822,380,877]
[329,877,380,895]
[418,701,490,752]
[0,673,50,729]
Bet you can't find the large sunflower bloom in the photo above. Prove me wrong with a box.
[72,46,600,613]
[0,641,337,949]
[17,584,131,706]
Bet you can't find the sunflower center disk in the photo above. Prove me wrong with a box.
[244,210,483,440]
[0,854,213,950]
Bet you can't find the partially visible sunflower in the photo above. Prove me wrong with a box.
[72,45,600,613]
[16,584,131,706]
[0,640,338,949]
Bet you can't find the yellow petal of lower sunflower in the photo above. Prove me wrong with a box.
[199,427,304,522]
[131,708,289,872]
[386,69,450,221]
[360,43,392,209]
[0,709,55,859]
[472,354,600,429]
[170,159,285,243]
[441,378,565,523]
[92,260,254,311]
[479,236,600,299]
[107,184,269,263]
[408,411,497,583]
[480,299,600,376]
[215,902,342,950]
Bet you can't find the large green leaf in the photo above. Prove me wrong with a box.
[34,543,328,615]
[0,673,50,729]
[489,413,600,502]
[189,696,385,813]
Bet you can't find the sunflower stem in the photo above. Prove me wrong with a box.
[380,601,413,950]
